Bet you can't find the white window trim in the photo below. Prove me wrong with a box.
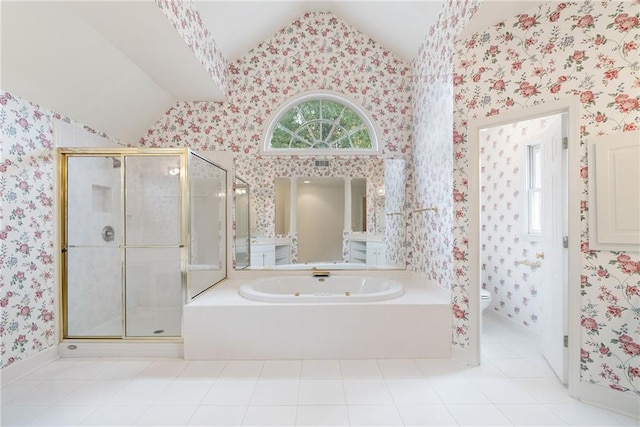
[521,141,542,241]
[261,91,381,156]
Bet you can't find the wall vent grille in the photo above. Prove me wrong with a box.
[314,160,330,167]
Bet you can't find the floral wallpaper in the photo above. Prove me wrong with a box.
[6,3,636,403]
[411,0,480,344]
[453,1,639,396]
[480,115,565,333]
[155,0,228,97]
[141,11,414,267]
[384,158,408,267]
[235,155,384,238]
[1,92,57,367]
[140,12,412,156]
[1,91,118,367]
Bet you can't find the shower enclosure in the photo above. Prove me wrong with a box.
[59,148,227,339]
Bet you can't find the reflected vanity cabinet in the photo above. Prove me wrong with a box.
[250,240,291,267]
[250,244,276,267]
[350,239,367,264]
[349,236,386,266]
[366,240,386,265]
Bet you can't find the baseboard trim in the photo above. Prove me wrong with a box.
[580,381,640,419]
[451,343,474,366]
[484,310,541,342]
[0,346,59,386]
[58,340,183,359]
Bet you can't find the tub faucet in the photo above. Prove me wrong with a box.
[312,269,330,278]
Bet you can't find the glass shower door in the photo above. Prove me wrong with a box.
[124,155,183,337]
[65,156,123,337]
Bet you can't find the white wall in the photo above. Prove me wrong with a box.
[297,179,344,263]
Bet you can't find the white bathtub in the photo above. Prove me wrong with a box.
[184,274,452,360]
[239,276,404,303]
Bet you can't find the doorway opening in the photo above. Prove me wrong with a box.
[467,99,581,398]
[479,112,567,383]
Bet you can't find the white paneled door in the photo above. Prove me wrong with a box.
[540,113,569,384]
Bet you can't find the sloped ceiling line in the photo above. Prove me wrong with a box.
[155,0,229,98]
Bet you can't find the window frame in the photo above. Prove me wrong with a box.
[261,92,381,156]
[523,142,542,239]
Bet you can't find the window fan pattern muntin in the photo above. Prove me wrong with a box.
[267,96,376,152]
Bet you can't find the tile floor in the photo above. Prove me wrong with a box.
[2,316,638,426]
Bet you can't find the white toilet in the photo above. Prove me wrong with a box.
[481,288,492,312]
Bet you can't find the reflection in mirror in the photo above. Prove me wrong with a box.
[269,175,404,269]
[234,177,250,269]
[234,156,406,270]
[290,177,345,264]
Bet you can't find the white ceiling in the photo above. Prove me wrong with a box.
[1,0,541,144]
[194,1,446,62]
[1,1,224,144]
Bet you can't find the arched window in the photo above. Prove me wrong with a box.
[263,93,379,155]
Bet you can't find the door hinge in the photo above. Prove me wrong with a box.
[563,335,569,348]
[562,137,568,149]
[562,236,569,248]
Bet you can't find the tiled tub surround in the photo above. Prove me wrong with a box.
[184,273,451,360]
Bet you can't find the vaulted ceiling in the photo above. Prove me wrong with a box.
[1,1,541,144]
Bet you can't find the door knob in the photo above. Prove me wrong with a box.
[536,252,544,259]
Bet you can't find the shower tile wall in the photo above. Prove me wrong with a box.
[124,158,182,336]
[479,117,559,334]
[66,156,122,336]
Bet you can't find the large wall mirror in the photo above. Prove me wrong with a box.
[234,157,406,270]
[234,177,250,270]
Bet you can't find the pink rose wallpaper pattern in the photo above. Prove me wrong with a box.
[480,116,561,333]
[155,0,228,96]
[140,11,414,268]
[1,93,56,367]
[140,11,413,157]
[0,92,111,367]
[411,0,480,343]
[234,155,384,239]
[3,0,639,403]
[453,1,639,395]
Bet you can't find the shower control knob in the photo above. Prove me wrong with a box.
[102,225,115,242]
